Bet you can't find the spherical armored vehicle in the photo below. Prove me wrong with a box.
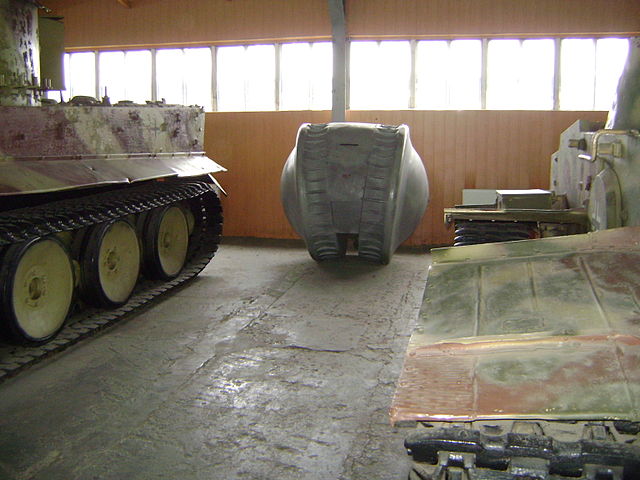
[0,0,225,343]
[281,122,429,264]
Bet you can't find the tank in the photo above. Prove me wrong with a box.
[280,122,429,264]
[0,0,225,343]
[391,228,640,478]
[390,38,640,479]
[445,38,640,246]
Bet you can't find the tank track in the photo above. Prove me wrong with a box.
[453,220,537,246]
[0,179,222,383]
[298,123,342,261]
[358,125,400,264]
[406,420,640,479]
[299,123,399,263]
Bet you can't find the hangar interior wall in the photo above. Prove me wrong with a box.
[44,0,637,245]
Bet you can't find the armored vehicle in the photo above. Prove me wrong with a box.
[281,122,429,264]
[391,39,640,478]
[0,0,225,343]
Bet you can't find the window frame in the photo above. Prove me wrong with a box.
[59,36,631,113]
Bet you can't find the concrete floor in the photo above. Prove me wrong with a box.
[0,239,431,480]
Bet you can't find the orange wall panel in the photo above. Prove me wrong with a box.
[205,111,331,240]
[44,0,331,49]
[347,0,640,38]
[45,0,639,50]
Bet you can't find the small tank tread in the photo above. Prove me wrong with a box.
[453,220,537,246]
[406,419,640,479]
[0,179,222,383]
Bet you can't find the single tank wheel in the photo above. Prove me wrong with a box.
[143,205,190,280]
[0,237,75,343]
[81,219,141,308]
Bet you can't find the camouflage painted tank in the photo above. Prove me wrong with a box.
[390,38,640,479]
[0,0,225,343]
[391,228,640,478]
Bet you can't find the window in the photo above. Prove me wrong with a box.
[55,37,629,112]
[99,50,152,104]
[594,39,630,110]
[350,41,411,110]
[487,39,555,110]
[157,48,212,110]
[416,40,482,110]
[560,38,629,111]
[280,42,332,111]
[67,51,96,98]
[217,45,276,111]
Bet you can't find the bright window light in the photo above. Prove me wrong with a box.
[58,36,631,113]
[280,42,332,111]
[560,38,629,111]
[416,39,482,110]
[245,45,276,111]
[350,41,411,110]
[99,50,151,104]
[594,38,630,110]
[216,46,245,111]
[487,39,554,110]
[217,45,275,111]
[560,39,596,110]
[67,51,96,98]
[156,48,212,110]
[183,48,213,110]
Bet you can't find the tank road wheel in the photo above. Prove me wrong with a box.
[0,237,74,343]
[82,219,141,308]
[143,205,190,280]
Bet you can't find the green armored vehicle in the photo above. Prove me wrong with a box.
[391,39,640,478]
[0,0,225,343]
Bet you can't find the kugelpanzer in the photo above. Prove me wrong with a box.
[281,122,429,264]
[0,0,225,343]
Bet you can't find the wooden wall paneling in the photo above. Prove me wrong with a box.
[424,111,445,245]
[346,0,640,38]
[205,111,332,240]
[44,0,332,49]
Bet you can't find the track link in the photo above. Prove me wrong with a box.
[0,179,222,383]
[406,420,640,479]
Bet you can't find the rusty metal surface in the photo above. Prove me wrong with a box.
[0,105,225,194]
[390,227,640,425]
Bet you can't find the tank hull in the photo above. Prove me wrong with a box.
[391,227,640,477]
[0,104,225,197]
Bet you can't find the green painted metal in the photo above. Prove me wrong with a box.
[391,227,640,424]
